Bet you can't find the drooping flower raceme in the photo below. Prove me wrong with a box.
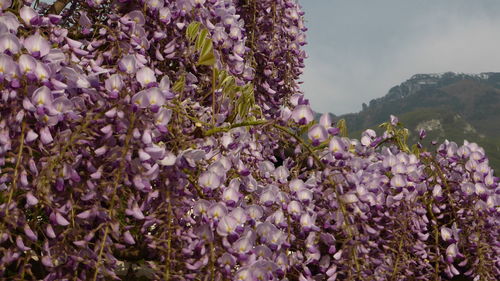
[0,1,497,281]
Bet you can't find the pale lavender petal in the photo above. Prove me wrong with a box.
[41,256,54,267]
[18,54,36,74]
[40,127,53,144]
[26,192,38,206]
[118,55,137,74]
[123,230,135,245]
[16,236,30,251]
[136,67,156,88]
[55,212,70,226]
[45,224,56,239]
[24,33,50,58]
[0,33,20,54]
[23,224,37,241]
[291,104,314,124]
[25,130,38,143]
[20,6,38,26]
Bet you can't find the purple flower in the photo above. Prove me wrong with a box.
[390,174,407,189]
[208,203,227,220]
[26,192,38,206]
[260,189,276,206]
[233,236,253,255]
[124,10,145,26]
[222,187,240,206]
[289,179,305,193]
[16,236,30,251]
[0,33,20,54]
[198,171,221,190]
[159,7,172,23]
[300,213,317,231]
[146,0,164,10]
[104,74,124,98]
[308,124,327,146]
[24,33,50,58]
[195,224,214,241]
[39,127,53,144]
[55,212,70,226]
[361,129,376,146]
[432,184,444,201]
[0,12,19,32]
[132,87,165,109]
[235,268,252,281]
[218,253,236,267]
[0,0,11,11]
[247,205,264,221]
[329,137,346,158]
[291,105,314,124]
[45,225,56,239]
[445,243,462,263]
[136,66,156,88]
[319,113,332,128]
[419,129,426,139]
[0,54,18,80]
[52,97,73,114]
[34,61,51,82]
[31,86,53,108]
[24,224,37,241]
[216,215,238,236]
[18,54,36,75]
[20,6,39,26]
[297,188,313,204]
[118,55,137,74]
[125,203,145,220]
[123,230,135,245]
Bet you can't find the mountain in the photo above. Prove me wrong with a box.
[334,72,500,171]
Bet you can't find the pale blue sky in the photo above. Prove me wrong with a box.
[300,0,500,115]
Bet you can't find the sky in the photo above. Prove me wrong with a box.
[300,0,500,115]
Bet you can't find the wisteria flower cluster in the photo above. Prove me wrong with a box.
[0,0,498,280]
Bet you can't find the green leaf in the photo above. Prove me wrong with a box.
[234,83,256,119]
[195,29,209,50]
[186,22,201,42]
[337,119,348,137]
[172,75,186,93]
[197,38,215,66]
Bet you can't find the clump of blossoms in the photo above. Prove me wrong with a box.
[0,0,498,280]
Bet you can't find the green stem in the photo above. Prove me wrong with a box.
[203,120,269,136]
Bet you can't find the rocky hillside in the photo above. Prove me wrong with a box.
[334,72,500,171]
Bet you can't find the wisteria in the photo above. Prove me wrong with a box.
[0,0,498,280]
